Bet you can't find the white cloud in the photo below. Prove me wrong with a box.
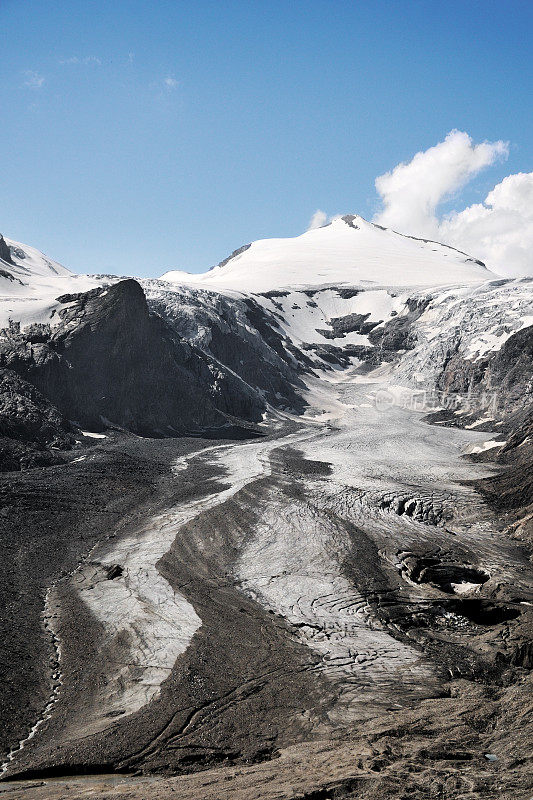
[373,130,509,239]
[306,131,531,277]
[23,70,45,89]
[371,130,533,277]
[308,209,328,230]
[439,172,533,277]
[164,76,179,89]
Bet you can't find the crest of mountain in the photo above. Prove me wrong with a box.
[161,215,494,292]
[0,219,530,466]
[0,236,100,329]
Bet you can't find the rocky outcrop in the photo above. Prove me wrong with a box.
[2,280,265,438]
[367,297,430,353]
[214,242,251,269]
[143,281,308,413]
[473,409,533,548]
[429,324,533,423]
[317,312,382,339]
[0,370,73,471]
[0,235,14,266]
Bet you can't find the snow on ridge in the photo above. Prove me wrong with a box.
[0,218,511,356]
[0,236,101,329]
[161,215,495,293]
[4,237,74,280]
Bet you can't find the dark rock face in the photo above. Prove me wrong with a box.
[317,312,382,339]
[430,324,533,424]
[367,297,430,353]
[213,242,251,270]
[0,235,15,266]
[474,410,533,549]
[145,284,309,413]
[3,280,265,438]
[414,322,533,549]
[341,214,359,229]
[0,370,73,471]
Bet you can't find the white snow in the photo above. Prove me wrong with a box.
[0,237,101,329]
[161,216,494,292]
[80,430,107,439]
[451,581,482,595]
[465,314,533,360]
[462,439,506,455]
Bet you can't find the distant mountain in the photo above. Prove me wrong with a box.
[0,220,530,476]
[0,235,99,330]
[161,215,494,292]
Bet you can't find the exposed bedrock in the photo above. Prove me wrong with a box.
[1,280,268,437]
[430,323,533,421]
[0,369,74,470]
[143,282,310,413]
[0,234,15,266]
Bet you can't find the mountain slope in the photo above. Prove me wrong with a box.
[1,280,270,441]
[0,235,99,329]
[161,215,495,292]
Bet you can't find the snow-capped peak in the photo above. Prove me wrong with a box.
[0,235,101,329]
[2,236,74,281]
[161,215,495,292]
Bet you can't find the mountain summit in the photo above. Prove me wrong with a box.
[0,236,99,329]
[161,215,494,292]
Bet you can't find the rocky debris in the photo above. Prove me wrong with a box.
[341,214,360,229]
[398,554,489,593]
[473,410,533,550]
[2,674,532,800]
[440,598,521,626]
[0,369,73,471]
[0,434,223,763]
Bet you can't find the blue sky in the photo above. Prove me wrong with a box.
[1,0,532,277]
